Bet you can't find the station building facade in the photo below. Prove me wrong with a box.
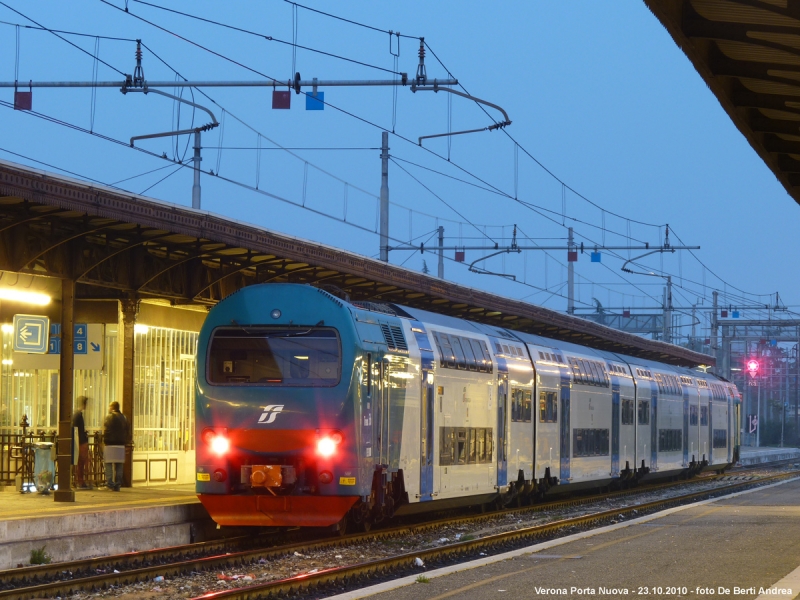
[0,272,204,486]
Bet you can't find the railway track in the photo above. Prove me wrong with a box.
[1,468,794,599]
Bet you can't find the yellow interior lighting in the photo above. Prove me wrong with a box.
[0,288,51,306]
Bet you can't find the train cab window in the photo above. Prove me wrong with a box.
[621,398,634,425]
[690,405,698,426]
[511,388,532,422]
[207,327,341,386]
[700,406,709,426]
[539,391,558,423]
[638,400,650,425]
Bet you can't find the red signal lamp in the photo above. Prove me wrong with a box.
[316,431,344,458]
[746,359,760,377]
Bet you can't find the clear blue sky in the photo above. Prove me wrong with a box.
[0,1,796,341]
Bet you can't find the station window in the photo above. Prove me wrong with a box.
[658,429,682,452]
[539,391,558,423]
[638,399,650,425]
[690,405,698,426]
[511,388,532,422]
[621,398,634,425]
[439,426,492,466]
[713,429,727,448]
[573,428,610,457]
[700,406,709,426]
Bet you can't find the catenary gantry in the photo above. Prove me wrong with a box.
[646,0,800,206]
[0,158,711,367]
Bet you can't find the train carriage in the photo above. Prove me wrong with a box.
[196,283,739,530]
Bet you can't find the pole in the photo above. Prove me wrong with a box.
[663,276,672,344]
[711,291,719,375]
[192,130,201,210]
[379,132,389,262]
[567,227,575,315]
[757,380,761,448]
[437,226,444,279]
[54,278,75,502]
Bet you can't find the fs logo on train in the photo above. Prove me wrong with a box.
[258,405,284,424]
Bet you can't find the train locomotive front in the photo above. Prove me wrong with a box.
[195,284,368,528]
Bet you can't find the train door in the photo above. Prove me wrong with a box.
[376,359,389,465]
[708,396,714,465]
[682,386,689,467]
[497,371,508,487]
[651,391,658,471]
[419,369,434,501]
[559,380,571,482]
[611,386,620,477]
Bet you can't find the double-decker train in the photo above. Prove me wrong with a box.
[195,284,740,529]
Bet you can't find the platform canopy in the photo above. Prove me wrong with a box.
[0,159,712,367]
[646,0,800,206]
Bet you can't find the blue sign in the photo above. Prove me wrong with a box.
[13,315,50,354]
[590,252,601,263]
[306,91,324,110]
[48,338,61,354]
[50,323,61,337]
[74,340,87,355]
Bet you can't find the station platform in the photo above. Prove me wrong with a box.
[739,446,800,466]
[0,484,209,569]
[342,476,800,600]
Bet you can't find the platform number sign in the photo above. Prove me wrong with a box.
[73,323,87,354]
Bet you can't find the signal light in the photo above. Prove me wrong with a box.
[746,359,760,378]
[213,469,227,482]
[318,470,333,484]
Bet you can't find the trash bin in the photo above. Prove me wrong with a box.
[32,442,55,494]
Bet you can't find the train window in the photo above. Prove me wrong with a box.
[690,405,698,426]
[573,428,610,457]
[451,337,468,369]
[456,428,467,464]
[487,428,494,461]
[440,427,454,465]
[468,428,477,463]
[638,400,650,425]
[539,351,545,360]
[480,341,494,373]
[207,327,341,387]
[470,339,488,372]
[539,391,557,423]
[587,361,599,385]
[511,388,532,422]
[621,398,634,425]
[495,342,503,353]
[700,406,709,426]
[461,337,478,371]
[713,429,727,448]
[658,429,682,452]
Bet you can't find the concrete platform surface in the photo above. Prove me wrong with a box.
[739,446,800,466]
[0,484,209,569]
[338,477,800,600]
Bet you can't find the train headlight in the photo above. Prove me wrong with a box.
[316,431,344,458]
[210,435,230,456]
[317,437,337,458]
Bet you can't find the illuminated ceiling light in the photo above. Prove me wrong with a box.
[0,288,51,306]
[1,324,12,334]
[1,359,11,365]
[293,356,309,360]
[134,324,150,335]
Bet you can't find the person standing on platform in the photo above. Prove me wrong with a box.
[72,396,90,489]
[103,401,129,492]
